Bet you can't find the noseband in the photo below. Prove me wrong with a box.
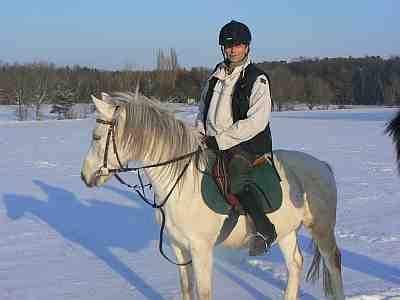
[94,105,198,265]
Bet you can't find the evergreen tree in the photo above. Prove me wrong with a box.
[51,81,76,119]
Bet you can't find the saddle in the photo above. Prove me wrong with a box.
[202,151,282,215]
[212,154,270,209]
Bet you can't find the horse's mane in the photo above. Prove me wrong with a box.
[109,92,203,183]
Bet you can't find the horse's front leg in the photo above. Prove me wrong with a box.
[170,243,194,300]
[190,241,214,300]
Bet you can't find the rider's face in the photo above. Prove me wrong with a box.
[224,43,249,63]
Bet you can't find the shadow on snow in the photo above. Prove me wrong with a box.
[3,179,165,300]
[3,180,400,299]
[216,233,400,299]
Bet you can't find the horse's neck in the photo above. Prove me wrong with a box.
[144,167,173,202]
[143,160,202,206]
[121,117,203,204]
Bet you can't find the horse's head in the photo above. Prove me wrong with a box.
[81,93,129,187]
[81,91,203,188]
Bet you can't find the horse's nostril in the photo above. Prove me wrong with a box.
[81,172,88,185]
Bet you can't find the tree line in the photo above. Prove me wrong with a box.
[1,54,399,120]
[260,56,400,110]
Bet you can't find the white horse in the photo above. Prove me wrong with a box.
[81,92,345,300]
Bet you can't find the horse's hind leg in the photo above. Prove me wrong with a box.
[307,226,345,300]
[170,243,194,300]
[278,231,303,300]
[302,164,345,299]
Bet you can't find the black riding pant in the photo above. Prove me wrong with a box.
[224,147,276,236]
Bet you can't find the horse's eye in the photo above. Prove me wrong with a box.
[93,135,101,141]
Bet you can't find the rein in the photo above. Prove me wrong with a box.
[96,107,198,266]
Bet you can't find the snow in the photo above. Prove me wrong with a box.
[0,106,399,299]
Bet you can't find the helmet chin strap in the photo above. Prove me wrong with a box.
[221,46,230,65]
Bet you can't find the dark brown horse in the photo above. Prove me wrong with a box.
[386,109,400,173]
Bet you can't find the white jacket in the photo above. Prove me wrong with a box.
[195,57,272,150]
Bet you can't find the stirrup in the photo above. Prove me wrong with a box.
[249,232,275,256]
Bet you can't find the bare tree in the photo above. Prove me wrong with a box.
[287,75,306,109]
[155,48,180,99]
[0,89,7,104]
[169,48,179,89]
[31,63,54,120]
[270,64,292,111]
[170,48,178,71]
[10,65,34,120]
[304,75,334,110]
[384,75,400,106]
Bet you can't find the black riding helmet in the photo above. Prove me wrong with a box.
[219,20,251,47]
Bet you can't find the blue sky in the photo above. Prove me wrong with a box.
[1,0,399,70]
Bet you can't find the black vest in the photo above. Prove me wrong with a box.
[203,63,273,155]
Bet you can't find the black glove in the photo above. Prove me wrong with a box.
[204,136,219,151]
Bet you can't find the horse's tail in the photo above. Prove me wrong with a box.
[386,109,400,173]
[305,240,335,297]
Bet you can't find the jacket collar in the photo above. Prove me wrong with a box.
[210,56,251,81]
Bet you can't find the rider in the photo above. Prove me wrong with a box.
[196,20,277,256]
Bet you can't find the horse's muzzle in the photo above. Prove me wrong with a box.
[81,171,94,187]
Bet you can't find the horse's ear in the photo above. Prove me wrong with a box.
[101,92,112,102]
[91,95,114,119]
[135,81,140,101]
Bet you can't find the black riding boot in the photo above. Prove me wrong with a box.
[237,185,277,256]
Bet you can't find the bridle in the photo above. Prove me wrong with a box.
[95,106,199,265]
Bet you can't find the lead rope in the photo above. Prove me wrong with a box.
[115,160,192,266]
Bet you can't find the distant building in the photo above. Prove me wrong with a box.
[187,97,195,104]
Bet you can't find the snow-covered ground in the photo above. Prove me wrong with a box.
[0,106,399,299]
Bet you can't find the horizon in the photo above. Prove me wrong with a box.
[1,1,399,71]
[2,54,398,72]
